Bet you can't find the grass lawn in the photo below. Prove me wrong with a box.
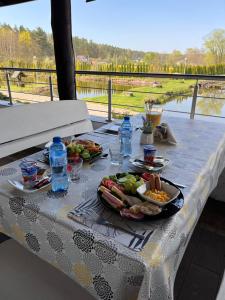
[0,83,49,94]
[84,79,195,112]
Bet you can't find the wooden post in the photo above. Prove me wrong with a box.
[6,73,13,105]
[49,75,54,101]
[190,80,198,119]
[51,0,77,100]
[107,78,112,122]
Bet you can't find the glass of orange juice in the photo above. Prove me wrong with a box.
[145,101,163,128]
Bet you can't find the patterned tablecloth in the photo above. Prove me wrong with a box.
[0,115,225,300]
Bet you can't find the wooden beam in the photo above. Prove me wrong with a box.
[0,0,34,6]
[51,0,76,100]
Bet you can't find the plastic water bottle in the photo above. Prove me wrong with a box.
[49,136,69,192]
[120,116,132,156]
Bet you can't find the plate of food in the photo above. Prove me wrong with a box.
[8,176,51,193]
[97,172,184,221]
[137,174,180,207]
[129,156,170,172]
[8,162,51,194]
[43,139,103,164]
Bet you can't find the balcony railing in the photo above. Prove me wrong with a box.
[1,67,225,122]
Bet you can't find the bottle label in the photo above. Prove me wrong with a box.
[52,156,67,167]
[52,166,64,174]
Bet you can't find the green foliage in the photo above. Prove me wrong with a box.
[84,79,194,112]
[32,27,53,57]
[1,23,225,76]
[204,29,225,64]
[73,37,145,62]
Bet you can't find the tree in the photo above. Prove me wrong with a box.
[167,50,184,65]
[32,27,53,57]
[185,48,204,65]
[204,29,225,64]
[144,52,160,64]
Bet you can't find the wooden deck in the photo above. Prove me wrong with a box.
[175,198,225,300]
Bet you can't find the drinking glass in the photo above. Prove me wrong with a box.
[67,157,83,181]
[145,101,163,128]
[109,142,122,166]
[19,160,38,188]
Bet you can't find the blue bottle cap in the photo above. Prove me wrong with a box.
[53,136,61,143]
[144,145,156,151]
[124,116,130,121]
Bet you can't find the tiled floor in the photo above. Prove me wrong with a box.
[175,198,225,300]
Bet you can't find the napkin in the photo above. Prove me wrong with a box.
[154,123,177,145]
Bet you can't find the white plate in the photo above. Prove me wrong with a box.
[129,157,170,172]
[137,181,180,207]
[8,178,51,194]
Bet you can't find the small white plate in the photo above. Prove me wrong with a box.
[8,178,51,194]
[129,157,170,172]
[137,181,180,207]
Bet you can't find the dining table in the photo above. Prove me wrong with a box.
[0,115,225,300]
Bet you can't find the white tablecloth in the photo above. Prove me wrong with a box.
[0,116,225,300]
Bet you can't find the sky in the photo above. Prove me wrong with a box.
[0,0,224,53]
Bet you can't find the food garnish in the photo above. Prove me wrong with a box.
[99,172,163,219]
[117,174,144,194]
[101,179,125,192]
[67,140,102,160]
[120,208,144,220]
[125,195,143,206]
[130,202,162,216]
[144,174,170,203]
[144,189,170,202]
[100,188,125,210]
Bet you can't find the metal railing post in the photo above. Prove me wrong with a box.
[49,75,54,101]
[107,78,112,122]
[190,80,198,119]
[6,72,13,105]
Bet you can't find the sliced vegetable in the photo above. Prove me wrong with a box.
[101,179,124,192]
[141,172,152,181]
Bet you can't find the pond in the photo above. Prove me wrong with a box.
[76,81,225,119]
[164,96,225,118]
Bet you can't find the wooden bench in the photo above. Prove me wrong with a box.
[0,100,93,159]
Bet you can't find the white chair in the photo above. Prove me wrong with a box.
[0,100,93,159]
[216,272,225,300]
[0,239,94,300]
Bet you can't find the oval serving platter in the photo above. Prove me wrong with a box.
[43,140,103,164]
[97,172,184,221]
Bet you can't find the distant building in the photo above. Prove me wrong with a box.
[76,55,89,63]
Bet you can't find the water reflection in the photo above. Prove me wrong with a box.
[197,98,225,116]
[76,79,134,97]
[76,80,225,118]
